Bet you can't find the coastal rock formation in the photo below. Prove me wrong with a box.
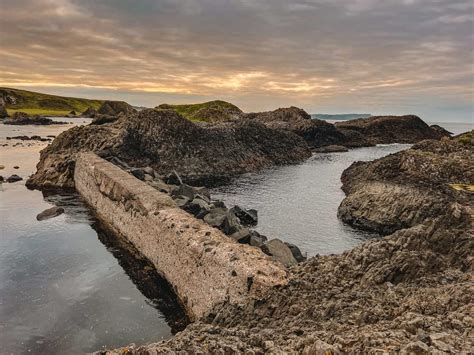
[81,107,97,118]
[245,106,358,148]
[26,108,310,189]
[338,138,473,234]
[335,115,450,144]
[102,136,473,354]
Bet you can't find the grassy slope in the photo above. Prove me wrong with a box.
[1,87,104,116]
[158,100,241,122]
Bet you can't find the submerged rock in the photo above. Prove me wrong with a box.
[36,206,65,221]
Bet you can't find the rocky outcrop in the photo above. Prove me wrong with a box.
[338,138,473,234]
[0,96,8,118]
[91,100,137,124]
[101,137,472,354]
[3,112,68,125]
[81,107,97,118]
[245,106,362,148]
[335,115,450,144]
[26,108,310,189]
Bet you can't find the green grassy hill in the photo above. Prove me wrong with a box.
[0,87,104,116]
[157,100,243,122]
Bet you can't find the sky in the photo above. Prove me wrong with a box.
[0,0,473,122]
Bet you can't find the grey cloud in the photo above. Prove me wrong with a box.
[0,0,472,121]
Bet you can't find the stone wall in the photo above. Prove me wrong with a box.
[74,152,287,320]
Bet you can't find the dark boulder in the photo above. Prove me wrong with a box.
[284,242,306,262]
[6,174,22,183]
[230,206,258,226]
[229,228,251,243]
[91,101,137,125]
[130,168,145,181]
[249,231,268,247]
[36,206,65,221]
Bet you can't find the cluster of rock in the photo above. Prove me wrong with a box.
[26,108,310,189]
[80,100,137,124]
[108,161,306,267]
[2,112,68,125]
[102,135,473,354]
[0,174,23,183]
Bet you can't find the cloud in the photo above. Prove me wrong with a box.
[0,0,472,120]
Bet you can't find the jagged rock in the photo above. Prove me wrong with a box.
[230,206,258,226]
[171,184,196,201]
[284,242,306,262]
[229,228,251,243]
[261,239,297,267]
[27,108,310,189]
[130,168,145,181]
[6,174,22,183]
[182,197,211,217]
[36,206,65,221]
[249,231,267,247]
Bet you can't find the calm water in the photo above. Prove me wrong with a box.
[0,118,470,354]
[0,118,183,355]
[211,121,472,257]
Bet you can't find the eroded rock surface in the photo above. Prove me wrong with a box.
[26,108,310,189]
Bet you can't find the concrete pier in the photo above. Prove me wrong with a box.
[74,152,287,320]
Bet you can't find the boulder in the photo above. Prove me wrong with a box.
[202,208,240,235]
[261,239,297,267]
[130,168,145,181]
[6,174,22,183]
[284,242,306,262]
[0,176,4,183]
[36,206,65,221]
[229,228,251,243]
[249,231,268,247]
[230,206,258,226]
[91,101,137,125]
[171,184,196,201]
[182,197,211,217]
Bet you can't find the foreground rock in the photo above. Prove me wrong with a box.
[27,108,310,189]
[3,112,68,125]
[6,174,22,183]
[335,115,450,145]
[36,206,65,221]
[101,136,472,354]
